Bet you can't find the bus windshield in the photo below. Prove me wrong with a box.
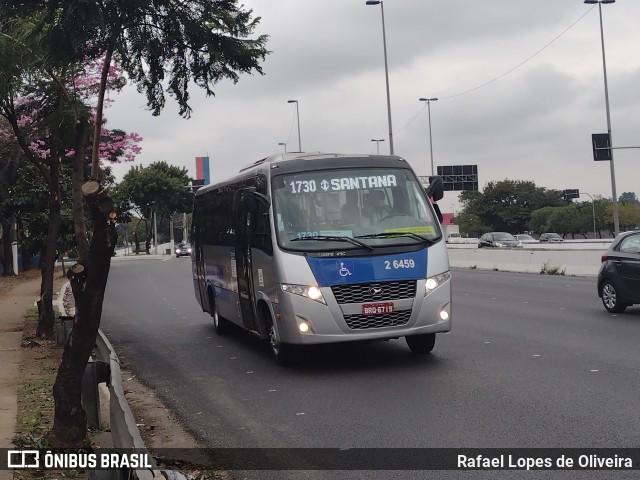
[272,167,441,251]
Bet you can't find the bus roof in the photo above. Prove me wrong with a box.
[196,152,410,197]
[238,151,403,172]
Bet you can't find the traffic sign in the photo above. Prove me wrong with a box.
[562,189,580,200]
[591,133,611,161]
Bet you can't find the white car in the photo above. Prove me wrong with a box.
[446,233,462,243]
[514,234,538,244]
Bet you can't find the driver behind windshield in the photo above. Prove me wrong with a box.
[365,190,392,224]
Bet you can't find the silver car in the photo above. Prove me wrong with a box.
[515,234,538,244]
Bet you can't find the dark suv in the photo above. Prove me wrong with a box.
[597,230,640,313]
[539,233,563,242]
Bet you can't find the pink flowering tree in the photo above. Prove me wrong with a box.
[0,32,141,338]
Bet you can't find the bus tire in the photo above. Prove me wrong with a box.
[209,291,230,335]
[268,324,297,366]
[406,333,436,354]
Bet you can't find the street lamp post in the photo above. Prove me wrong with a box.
[287,100,301,152]
[371,138,385,154]
[585,0,619,236]
[278,142,287,153]
[419,97,438,175]
[366,0,394,155]
[580,192,598,238]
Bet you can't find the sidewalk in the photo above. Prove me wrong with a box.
[0,274,43,480]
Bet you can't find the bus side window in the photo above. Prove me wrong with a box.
[251,200,273,255]
[251,212,273,255]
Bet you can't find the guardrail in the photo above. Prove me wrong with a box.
[86,331,157,480]
[53,281,188,480]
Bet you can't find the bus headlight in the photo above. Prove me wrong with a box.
[425,271,451,296]
[281,284,326,304]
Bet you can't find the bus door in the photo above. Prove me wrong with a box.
[192,203,207,309]
[235,194,259,333]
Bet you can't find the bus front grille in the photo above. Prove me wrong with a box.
[344,310,412,330]
[331,280,416,304]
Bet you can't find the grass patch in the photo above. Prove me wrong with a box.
[540,261,566,276]
[12,307,86,480]
[13,308,58,450]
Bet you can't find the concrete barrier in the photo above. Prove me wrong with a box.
[446,245,608,276]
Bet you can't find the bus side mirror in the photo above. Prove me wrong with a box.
[425,176,444,201]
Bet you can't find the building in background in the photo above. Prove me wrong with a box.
[195,156,210,185]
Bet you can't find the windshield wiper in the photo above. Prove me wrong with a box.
[355,232,436,245]
[291,235,374,251]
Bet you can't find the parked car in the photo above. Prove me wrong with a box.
[175,242,192,257]
[539,233,563,242]
[514,234,538,244]
[478,232,522,248]
[446,232,462,243]
[597,230,640,313]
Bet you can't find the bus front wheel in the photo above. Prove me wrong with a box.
[268,325,298,366]
[210,294,230,335]
[406,333,436,354]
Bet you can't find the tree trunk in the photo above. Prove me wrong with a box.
[72,117,91,263]
[145,218,152,254]
[133,231,139,254]
[36,155,61,338]
[48,188,117,447]
[0,216,14,276]
[19,240,30,271]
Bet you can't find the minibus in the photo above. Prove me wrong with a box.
[191,152,452,364]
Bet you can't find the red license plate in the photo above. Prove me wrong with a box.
[361,302,394,315]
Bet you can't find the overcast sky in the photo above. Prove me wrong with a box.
[106,0,640,213]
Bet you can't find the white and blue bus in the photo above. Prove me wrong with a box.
[191,152,452,364]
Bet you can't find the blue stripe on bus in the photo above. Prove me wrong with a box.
[306,249,427,287]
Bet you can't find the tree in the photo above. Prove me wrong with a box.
[0,27,71,335]
[455,190,488,237]
[456,180,564,234]
[112,161,192,254]
[2,0,268,446]
[619,192,639,205]
[0,15,141,337]
[0,124,22,274]
[618,202,640,231]
[529,206,556,235]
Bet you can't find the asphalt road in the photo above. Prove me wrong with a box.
[101,257,640,479]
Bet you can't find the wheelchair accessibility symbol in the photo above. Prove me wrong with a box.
[338,261,353,277]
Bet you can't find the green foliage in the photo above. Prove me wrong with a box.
[618,192,638,205]
[0,159,76,259]
[113,161,192,221]
[539,261,565,276]
[529,197,637,238]
[456,179,563,235]
[618,203,640,231]
[6,0,270,118]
